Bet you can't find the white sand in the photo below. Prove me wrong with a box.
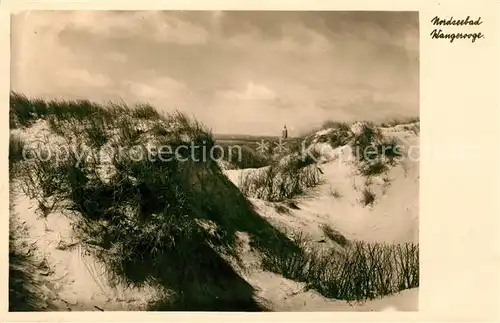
[245,271,418,311]
[10,121,419,311]
[228,125,419,244]
[10,184,159,311]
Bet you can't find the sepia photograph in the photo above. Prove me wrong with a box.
[9,10,419,311]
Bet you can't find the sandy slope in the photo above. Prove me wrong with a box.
[9,121,419,311]
[10,184,159,311]
[225,125,419,245]
[223,124,420,311]
[222,124,420,311]
[246,271,418,311]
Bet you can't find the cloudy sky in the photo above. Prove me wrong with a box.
[11,11,419,136]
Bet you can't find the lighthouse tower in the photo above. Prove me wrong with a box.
[282,124,288,139]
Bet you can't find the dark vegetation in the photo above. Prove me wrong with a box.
[245,120,407,206]
[348,122,406,205]
[215,143,273,169]
[320,224,349,247]
[9,135,26,180]
[238,155,324,203]
[315,122,353,148]
[361,187,376,207]
[260,232,418,301]
[379,117,420,128]
[9,92,419,310]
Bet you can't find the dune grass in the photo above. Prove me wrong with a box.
[316,122,353,148]
[9,93,306,310]
[237,142,327,203]
[360,187,376,207]
[350,122,404,177]
[216,143,273,169]
[380,116,420,128]
[239,160,323,202]
[9,135,26,180]
[260,231,418,301]
[320,224,349,247]
[9,92,419,309]
[299,120,408,179]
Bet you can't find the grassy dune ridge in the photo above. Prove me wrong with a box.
[9,92,419,311]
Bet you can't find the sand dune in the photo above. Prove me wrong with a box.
[9,107,419,311]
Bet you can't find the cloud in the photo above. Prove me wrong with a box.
[11,12,78,95]
[124,76,185,99]
[54,11,209,45]
[142,12,209,45]
[13,11,210,45]
[217,82,277,101]
[104,52,128,63]
[118,75,196,113]
[225,22,332,56]
[56,68,112,88]
[279,23,333,54]
[11,11,419,136]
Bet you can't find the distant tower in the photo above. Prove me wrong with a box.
[282,124,288,139]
